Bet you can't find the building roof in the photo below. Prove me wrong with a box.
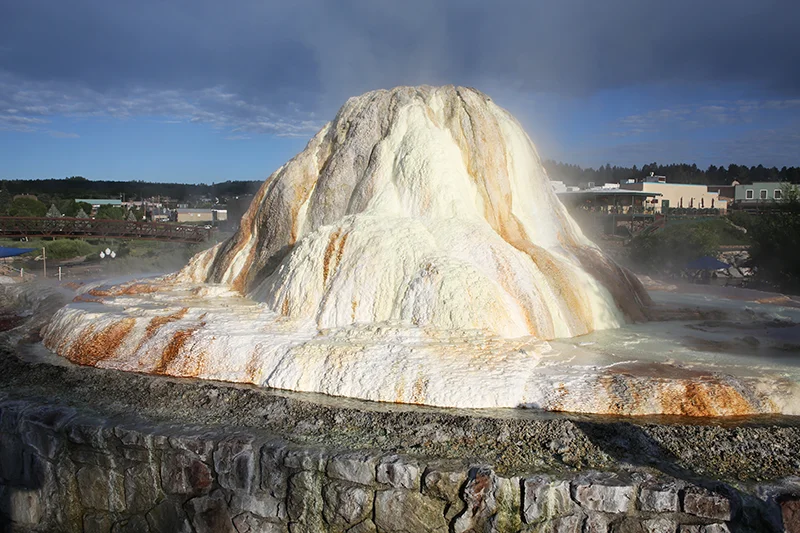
[176,208,227,213]
[556,189,662,198]
[76,199,122,205]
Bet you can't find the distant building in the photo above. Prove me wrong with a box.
[175,208,227,224]
[557,186,661,214]
[734,182,787,206]
[76,199,123,208]
[707,182,737,204]
[550,181,581,193]
[620,174,727,213]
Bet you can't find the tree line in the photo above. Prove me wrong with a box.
[544,161,800,187]
[0,176,263,204]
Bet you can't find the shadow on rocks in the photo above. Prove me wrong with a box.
[574,421,786,533]
[0,440,46,533]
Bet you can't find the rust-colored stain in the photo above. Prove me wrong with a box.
[145,308,189,339]
[597,367,757,416]
[72,294,105,303]
[336,232,348,265]
[394,378,405,403]
[61,281,84,290]
[133,307,189,354]
[174,346,207,378]
[410,375,428,404]
[351,299,357,320]
[65,318,135,366]
[660,380,754,417]
[281,297,290,317]
[153,327,197,375]
[468,471,492,515]
[188,458,212,490]
[322,229,342,284]
[550,382,569,412]
[88,283,160,297]
[244,347,261,383]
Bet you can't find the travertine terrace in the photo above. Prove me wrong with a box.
[40,86,800,415]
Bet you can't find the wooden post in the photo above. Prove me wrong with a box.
[42,247,46,278]
[58,266,62,281]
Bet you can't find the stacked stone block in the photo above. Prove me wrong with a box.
[0,399,796,532]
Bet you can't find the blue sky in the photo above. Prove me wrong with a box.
[1,0,799,183]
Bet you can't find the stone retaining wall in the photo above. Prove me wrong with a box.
[0,398,797,533]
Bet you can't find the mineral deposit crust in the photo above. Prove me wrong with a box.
[41,86,800,415]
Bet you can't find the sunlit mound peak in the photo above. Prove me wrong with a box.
[179,85,649,339]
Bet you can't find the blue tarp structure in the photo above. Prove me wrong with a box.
[0,246,36,259]
[686,256,729,270]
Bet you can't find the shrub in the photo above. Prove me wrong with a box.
[44,240,95,260]
[629,220,723,274]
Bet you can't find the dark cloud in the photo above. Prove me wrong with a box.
[1,0,798,136]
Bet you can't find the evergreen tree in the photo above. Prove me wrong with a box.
[0,185,11,215]
[47,204,62,218]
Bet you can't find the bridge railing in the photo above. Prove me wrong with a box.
[0,217,213,243]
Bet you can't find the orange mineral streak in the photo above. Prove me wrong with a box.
[65,318,135,367]
[87,283,160,298]
[445,94,574,337]
[597,365,758,416]
[322,229,347,285]
[153,327,197,375]
[244,346,263,383]
[659,380,757,417]
[227,155,323,295]
[133,307,190,353]
[444,93,600,337]
[72,294,105,304]
[208,173,276,286]
[410,376,428,404]
[172,342,207,378]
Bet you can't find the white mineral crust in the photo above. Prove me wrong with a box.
[40,86,800,415]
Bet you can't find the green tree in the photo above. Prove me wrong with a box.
[76,201,93,216]
[629,220,722,274]
[47,204,62,218]
[779,183,800,204]
[747,197,800,293]
[95,205,125,220]
[0,185,11,215]
[8,197,47,217]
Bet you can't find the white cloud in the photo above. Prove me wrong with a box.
[612,98,800,137]
[0,71,323,138]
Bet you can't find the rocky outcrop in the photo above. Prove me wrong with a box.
[0,397,796,532]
